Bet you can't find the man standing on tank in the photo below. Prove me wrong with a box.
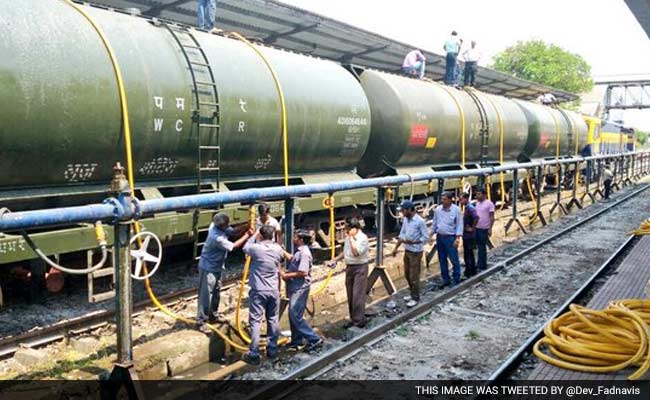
[197,213,252,333]
[462,41,481,87]
[198,0,218,31]
[430,192,463,287]
[241,225,285,365]
[444,31,462,85]
[474,188,495,271]
[460,193,479,278]
[392,201,429,307]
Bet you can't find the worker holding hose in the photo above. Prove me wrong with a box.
[197,213,252,333]
[281,230,324,352]
[241,225,284,365]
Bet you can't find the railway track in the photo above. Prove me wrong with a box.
[238,183,649,398]
[0,187,620,366]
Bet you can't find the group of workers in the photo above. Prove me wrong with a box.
[402,31,481,87]
[391,189,494,307]
[196,190,496,363]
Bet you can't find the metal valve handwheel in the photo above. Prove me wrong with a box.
[129,231,162,280]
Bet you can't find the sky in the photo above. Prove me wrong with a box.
[279,0,650,131]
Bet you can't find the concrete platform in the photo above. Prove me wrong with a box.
[529,235,650,380]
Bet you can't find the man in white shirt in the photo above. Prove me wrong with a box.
[402,49,426,79]
[330,218,370,328]
[462,41,480,87]
[256,203,282,243]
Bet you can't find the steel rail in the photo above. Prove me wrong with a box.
[243,183,649,400]
[0,286,198,360]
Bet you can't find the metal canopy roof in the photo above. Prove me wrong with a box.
[625,0,650,39]
[84,0,578,101]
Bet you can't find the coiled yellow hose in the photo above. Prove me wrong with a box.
[629,219,650,236]
[534,300,650,380]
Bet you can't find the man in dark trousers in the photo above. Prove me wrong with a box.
[197,213,252,333]
[460,193,479,278]
[430,192,464,287]
[331,218,370,327]
[392,201,429,307]
[603,164,614,200]
[474,188,495,271]
[241,225,284,365]
[281,230,323,352]
[443,31,461,85]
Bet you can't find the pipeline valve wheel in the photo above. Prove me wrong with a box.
[129,231,163,281]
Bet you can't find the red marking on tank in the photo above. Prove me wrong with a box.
[540,132,550,149]
[409,124,428,146]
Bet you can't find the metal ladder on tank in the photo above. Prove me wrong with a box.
[165,24,221,262]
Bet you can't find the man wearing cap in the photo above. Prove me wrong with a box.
[430,192,463,287]
[391,200,429,307]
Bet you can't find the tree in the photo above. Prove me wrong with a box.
[491,40,594,95]
[636,131,648,147]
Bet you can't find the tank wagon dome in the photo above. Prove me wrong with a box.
[356,70,529,177]
[0,1,371,191]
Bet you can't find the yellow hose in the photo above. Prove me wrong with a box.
[229,32,290,187]
[234,206,256,344]
[64,0,249,351]
[629,219,650,236]
[525,171,538,224]
[312,195,336,296]
[534,300,650,380]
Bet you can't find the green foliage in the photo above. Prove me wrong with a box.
[637,131,648,146]
[491,40,594,94]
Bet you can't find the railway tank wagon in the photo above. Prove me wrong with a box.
[0,0,609,305]
[0,0,372,211]
[357,70,530,178]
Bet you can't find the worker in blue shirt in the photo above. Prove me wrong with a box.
[443,31,462,85]
[281,230,324,352]
[430,192,464,287]
[391,200,429,307]
[241,225,285,365]
[197,213,252,333]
